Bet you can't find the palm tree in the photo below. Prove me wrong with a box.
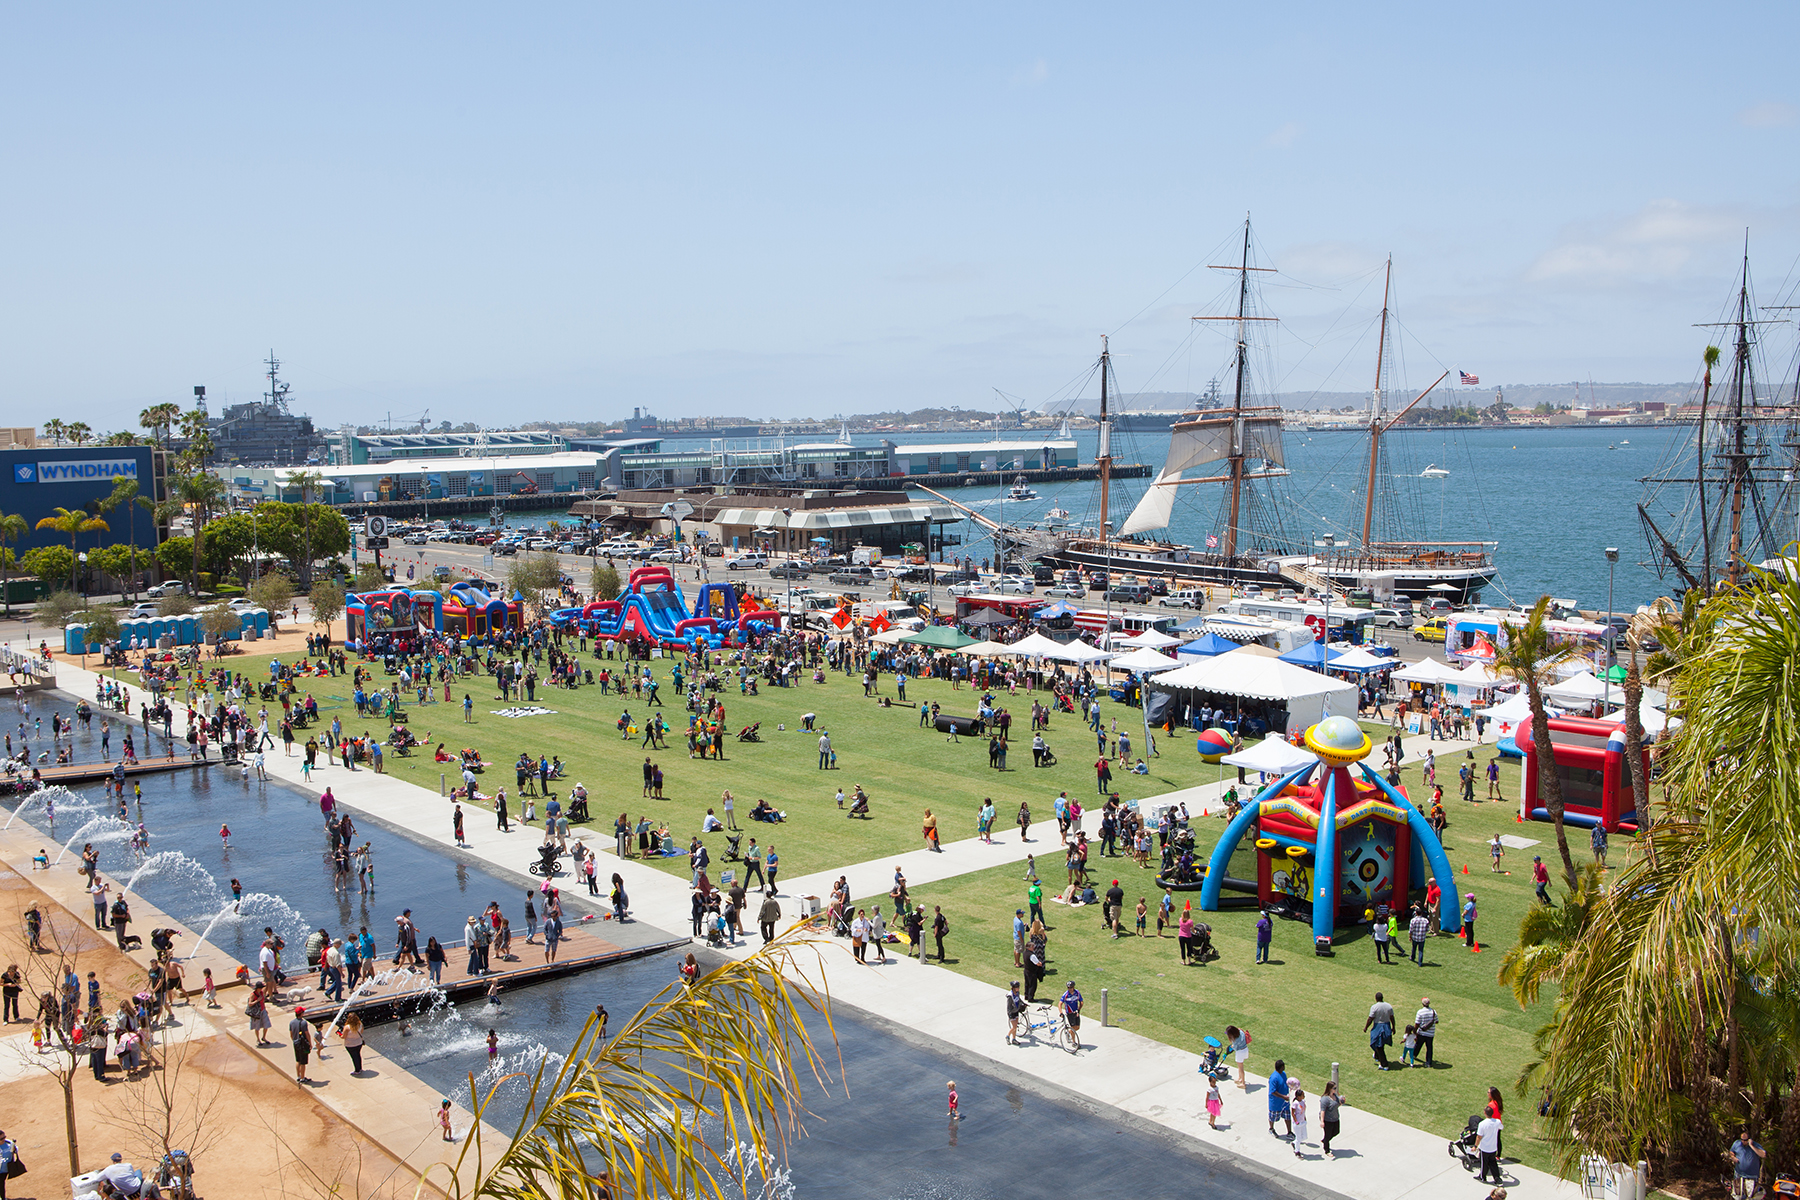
[34,507,109,593]
[41,419,65,446]
[1498,863,1606,1007]
[139,403,183,449]
[167,471,226,586]
[426,935,834,1198]
[65,422,92,446]
[285,468,327,589]
[101,477,142,599]
[1494,595,1584,888]
[0,512,25,617]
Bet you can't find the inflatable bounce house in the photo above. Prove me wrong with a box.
[1514,714,1646,833]
[346,581,522,647]
[1199,715,1461,950]
[552,565,780,652]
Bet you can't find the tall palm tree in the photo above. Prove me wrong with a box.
[41,419,65,446]
[285,468,327,589]
[34,507,109,593]
[101,477,142,599]
[65,422,92,446]
[1498,863,1606,1007]
[139,402,183,449]
[167,471,226,586]
[1494,595,1583,888]
[0,512,25,617]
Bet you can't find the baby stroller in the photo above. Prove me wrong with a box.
[736,722,762,742]
[1038,745,1057,768]
[724,832,743,862]
[158,1149,198,1199]
[1448,1114,1483,1172]
[1197,1045,1230,1082]
[529,842,564,877]
[847,790,870,819]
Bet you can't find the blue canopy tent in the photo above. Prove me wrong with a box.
[1178,631,1243,658]
[1174,614,1213,633]
[1277,642,1344,670]
[1032,600,1081,620]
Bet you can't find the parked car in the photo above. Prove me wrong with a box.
[144,581,189,599]
[1160,588,1206,609]
[402,533,429,545]
[1414,616,1450,643]
[769,563,811,579]
[727,554,770,571]
[702,544,724,557]
[648,550,682,563]
[225,597,261,612]
[947,582,985,598]
[995,576,1035,594]
[1106,585,1153,605]
[829,567,878,585]
[1044,584,1085,599]
[1087,572,1110,592]
[1368,607,1414,629]
[127,603,159,619]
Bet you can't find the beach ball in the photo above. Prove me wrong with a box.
[1196,727,1232,762]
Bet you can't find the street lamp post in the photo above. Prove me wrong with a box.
[1603,547,1619,712]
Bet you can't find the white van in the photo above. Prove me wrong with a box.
[850,546,883,567]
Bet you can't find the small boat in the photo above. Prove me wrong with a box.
[1620,439,1630,445]
[1008,475,1038,501]
[1043,505,1072,526]
[1420,464,1450,478]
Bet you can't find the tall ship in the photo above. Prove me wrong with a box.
[1036,225,1497,602]
[1301,259,1498,603]
[1638,246,1800,593]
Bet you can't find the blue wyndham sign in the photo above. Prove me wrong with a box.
[22,459,140,483]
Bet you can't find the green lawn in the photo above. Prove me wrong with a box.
[229,648,1207,878]
[913,748,1609,1175]
[221,643,1615,1172]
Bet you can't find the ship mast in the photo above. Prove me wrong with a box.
[1725,257,1754,586]
[1361,259,1392,547]
[1097,334,1112,540]
[1224,223,1251,558]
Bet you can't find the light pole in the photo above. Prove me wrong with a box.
[1603,547,1619,712]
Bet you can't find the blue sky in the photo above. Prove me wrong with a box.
[3,4,1798,429]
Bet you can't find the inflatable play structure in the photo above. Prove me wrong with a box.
[1199,715,1462,949]
[1514,714,1646,833]
[346,581,522,646]
[552,566,780,651]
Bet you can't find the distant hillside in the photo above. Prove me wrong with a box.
[1059,383,1700,415]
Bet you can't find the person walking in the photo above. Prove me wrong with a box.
[931,905,949,962]
[1255,908,1272,964]
[758,893,781,943]
[1590,822,1609,869]
[1267,1058,1292,1138]
[1026,879,1044,926]
[339,1013,366,1074]
[1729,1127,1766,1199]
[1462,891,1479,952]
[905,905,925,961]
[289,1006,314,1083]
[1475,1108,1504,1186]
[1364,992,1396,1070]
[1319,1080,1343,1156]
[453,804,465,847]
[495,791,510,833]
[1372,907,1393,963]
[1532,855,1552,906]
[1414,997,1438,1066]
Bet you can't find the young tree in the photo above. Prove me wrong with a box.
[200,605,240,645]
[249,573,295,618]
[82,607,121,659]
[1494,595,1583,888]
[22,545,75,586]
[156,592,197,617]
[309,580,346,632]
[14,905,100,1176]
[99,1020,227,1175]
[591,561,622,601]
[352,563,389,592]
[507,553,562,619]
[285,470,328,588]
[34,590,84,629]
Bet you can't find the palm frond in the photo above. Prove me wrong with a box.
[420,930,839,1200]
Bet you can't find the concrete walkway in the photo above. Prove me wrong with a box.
[37,654,1575,1199]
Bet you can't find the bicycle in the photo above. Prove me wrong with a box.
[1024,1004,1064,1047]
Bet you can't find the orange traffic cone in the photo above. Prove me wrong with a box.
[1201,808,1209,818]
[1461,864,1469,874]
[1515,813,1523,824]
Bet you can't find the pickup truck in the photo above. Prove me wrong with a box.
[829,567,878,585]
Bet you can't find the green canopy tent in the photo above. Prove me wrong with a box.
[898,625,980,652]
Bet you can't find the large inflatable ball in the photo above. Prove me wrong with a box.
[1196,727,1233,762]
[1303,714,1372,768]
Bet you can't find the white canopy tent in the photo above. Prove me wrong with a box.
[1151,648,1358,734]
[1393,659,1463,686]
[960,639,1017,657]
[1120,629,1183,650]
[1107,647,1185,674]
[870,627,909,646]
[1219,736,1318,776]
[1045,639,1115,665]
[1601,704,1683,734]
[1449,661,1500,686]
[1544,670,1610,706]
[1477,692,1544,724]
[1001,631,1071,659]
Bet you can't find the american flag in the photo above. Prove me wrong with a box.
[1459,371,1480,385]
[1206,534,1219,549]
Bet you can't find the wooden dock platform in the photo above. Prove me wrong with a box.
[300,927,690,1026]
[3,751,208,792]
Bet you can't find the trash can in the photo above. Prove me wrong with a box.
[802,895,821,916]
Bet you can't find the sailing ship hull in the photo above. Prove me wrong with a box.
[1048,538,1289,591]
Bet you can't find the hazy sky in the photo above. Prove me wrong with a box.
[4,4,1799,432]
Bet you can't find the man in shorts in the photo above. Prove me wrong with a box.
[289,1006,313,1082]
[1729,1128,1765,1198]
[1059,980,1083,1050]
[1006,981,1027,1045]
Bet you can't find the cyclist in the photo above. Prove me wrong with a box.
[1059,980,1084,1051]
